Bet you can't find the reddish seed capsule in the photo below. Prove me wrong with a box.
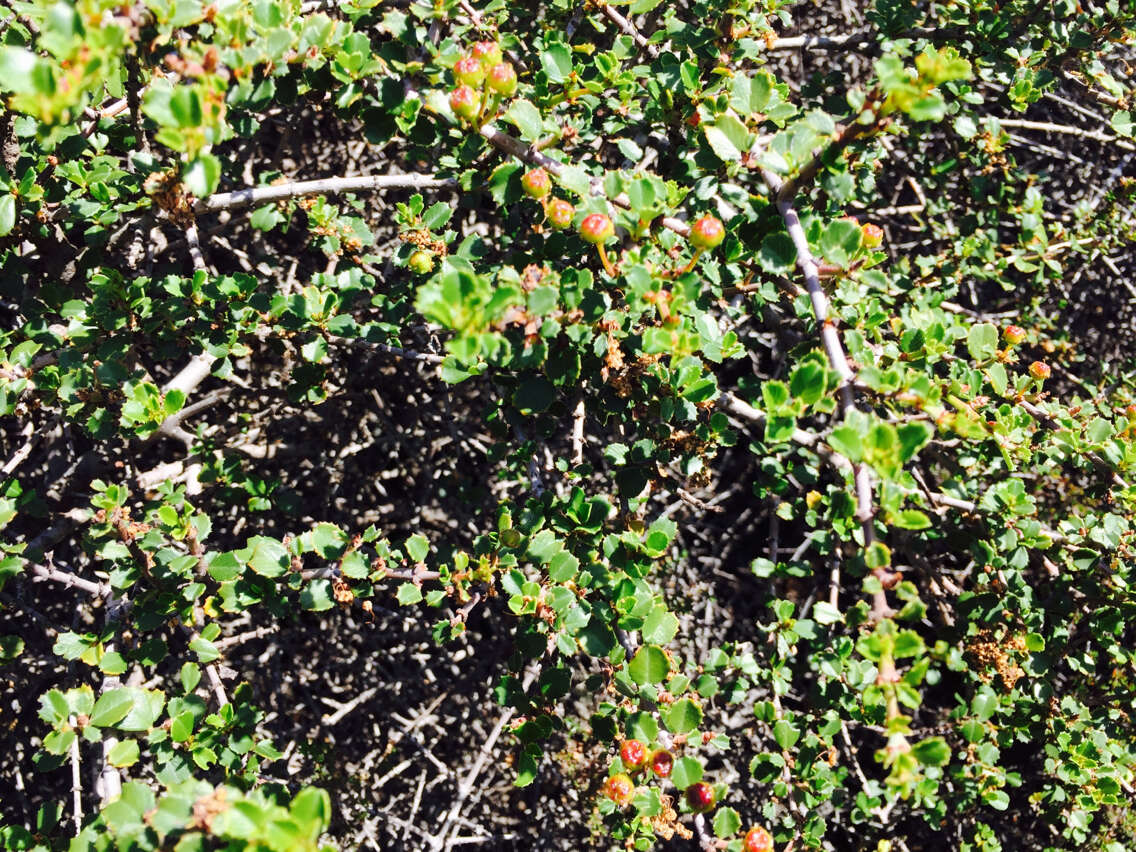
[685,781,716,813]
[546,198,575,229]
[453,55,485,87]
[603,773,635,806]
[650,749,673,778]
[1029,361,1051,380]
[620,739,647,770]
[521,168,552,199]
[861,222,884,248]
[579,213,614,245]
[1003,325,1027,345]
[470,40,503,70]
[689,215,725,250]
[486,62,517,96]
[744,826,774,852]
[449,85,479,121]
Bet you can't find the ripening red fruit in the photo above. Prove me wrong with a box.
[449,85,479,121]
[603,773,635,806]
[689,215,725,250]
[453,55,485,87]
[1126,404,1136,418]
[744,826,774,852]
[470,40,503,70]
[408,250,434,274]
[1003,325,1027,345]
[545,198,575,229]
[579,213,614,245]
[685,782,716,813]
[650,749,673,778]
[486,62,517,96]
[620,739,647,770]
[521,168,552,199]
[861,222,884,248]
[1029,361,1051,380]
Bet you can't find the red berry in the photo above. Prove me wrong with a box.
[579,213,614,245]
[408,250,434,274]
[861,222,884,248]
[1126,404,1136,419]
[470,40,503,70]
[486,62,517,96]
[603,773,635,806]
[620,739,647,770]
[449,85,479,121]
[685,782,716,813]
[1029,361,1051,380]
[689,215,725,250]
[1003,325,1027,345]
[545,198,575,229]
[650,749,673,778]
[521,168,551,199]
[453,55,485,87]
[744,826,774,852]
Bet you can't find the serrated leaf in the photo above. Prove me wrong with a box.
[504,99,544,142]
[628,645,669,684]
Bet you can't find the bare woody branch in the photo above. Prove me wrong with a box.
[196,173,458,214]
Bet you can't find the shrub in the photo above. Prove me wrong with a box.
[2,0,1136,849]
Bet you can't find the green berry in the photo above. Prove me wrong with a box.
[521,168,552,199]
[603,773,635,806]
[689,215,725,250]
[579,213,614,245]
[408,250,434,274]
[545,198,575,229]
[470,40,503,70]
[449,85,479,121]
[1003,325,1027,346]
[486,62,517,96]
[861,222,884,248]
[453,55,485,87]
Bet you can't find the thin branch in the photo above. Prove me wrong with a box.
[992,117,1136,152]
[69,716,83,834]
[598,2,659,59]
[766,31,874,51]
[196,173,457,213]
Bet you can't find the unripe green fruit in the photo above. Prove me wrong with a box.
[603,773,635,806]
[579,213,614,245]
[453,55,485,87]
[620,739,647,770]
[486,62,517,96]
[1003,325,1027,346]
[861,222,884,248]
[521,168,551,199]
[688,215,725,250]
[744,826,774,852]
[545,198,575,229]
[450,85,479,121]
[650,749,673,778]
[470,40,503,70]
[408,250,434,274]
[685,781,715,813]
[1029,361,1051,380]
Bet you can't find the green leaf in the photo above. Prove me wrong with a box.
[397,583,423,605]
[189,636,220,663]
[540,44,573,83]
[664,698,703,734]
[703,114,753,162]
[911,736,950,766]
[671,756,703,788]
[773,718,800,750]
[1111,110,1133,137]
[641,606,679,644]
[966,323,999,362]
[514,377,556,414]
[628,645,669,684]
[107,740,140,767]
[301,578,335,611]
[244,536,290,578]
[504,99,544,142]
[712,807,742,838]
[405,534,429,562]
[0,195,16,237]
[183,153,221,198]
[90,688,135,728]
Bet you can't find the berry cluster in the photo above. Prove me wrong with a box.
[448,41,517,125]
